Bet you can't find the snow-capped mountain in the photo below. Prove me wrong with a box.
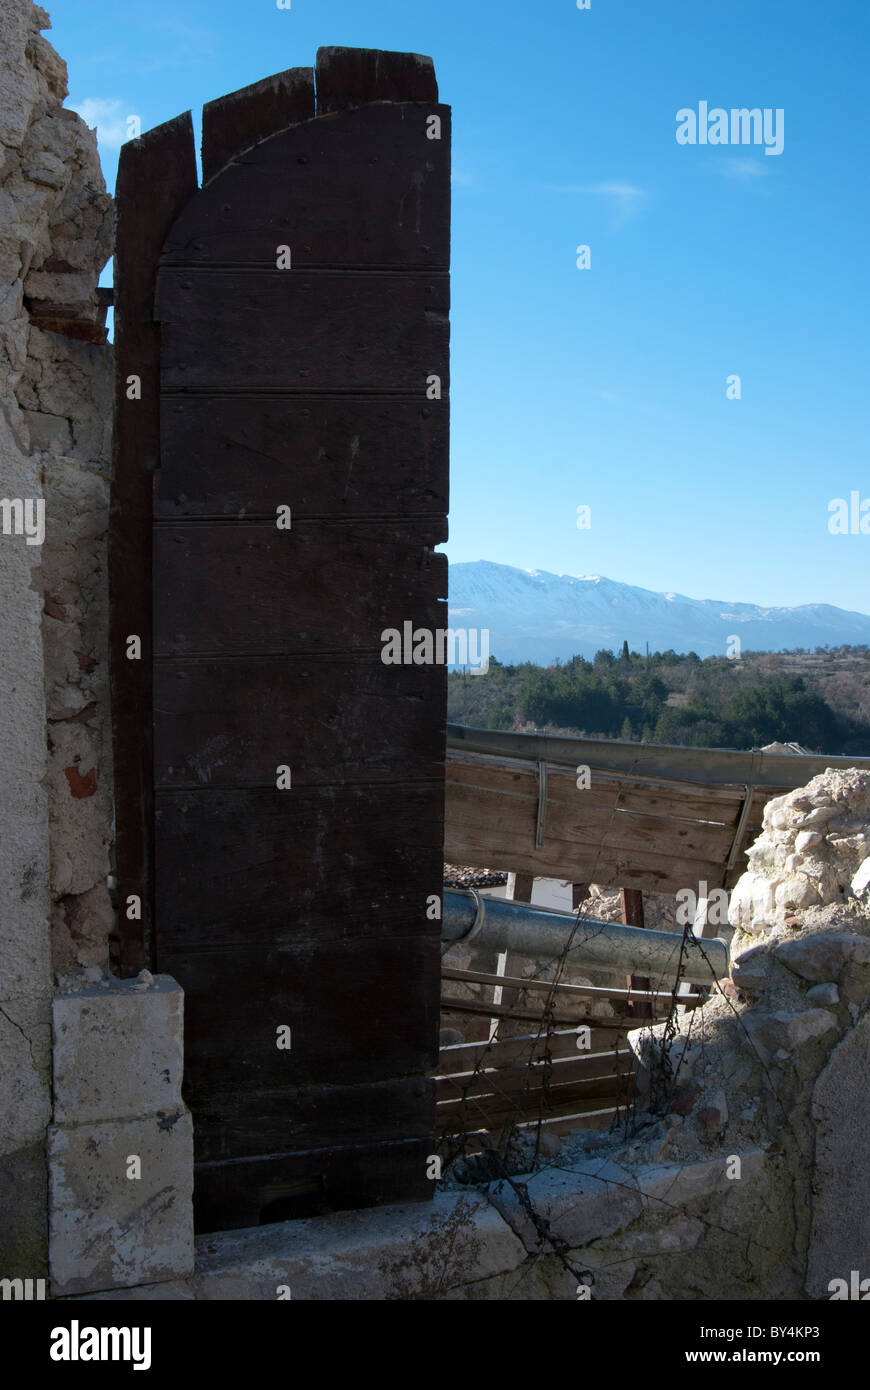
[447,561,870,664]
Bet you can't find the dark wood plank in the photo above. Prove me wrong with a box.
[193,1077,434,1163]
[194,1136,434,1233]
[435,1029,631,1073]
[154,269,449,392]
[436,1077,637,1131]
[154,656,444,787]
[447,754,745,823]
[443,845,725,897]
[153,527,447,656]
[171,937,440,1094]
[445,767,737,858]
[201,67,314,183]
[167,103,450,268]
[154,787,443,950]
[109,111,197,975]
[155,396,448,521]
[448,724,869,792]
[456,1110,619,1148]
[445,781,731,891]
[440,967,700,1007]
[622,888,653,1021]
[148,51,450,1230]
[436,1053,633,1103]
[315,46,438,114]
[439,998,639,1029]
[438,1073,637,1122]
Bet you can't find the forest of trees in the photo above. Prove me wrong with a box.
[447,644,870,755]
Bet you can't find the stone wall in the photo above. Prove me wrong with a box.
[0,0,113,1274]
[619,766,870,1299]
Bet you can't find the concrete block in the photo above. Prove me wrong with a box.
[567,1246,639,1300]
[436,1254,576,1301]
[52,976,184,1124]
[81,1191,527,1301]
[731,943,773,992]
[806,1011,870,1298]
[76,1280,195,1302]
[486,1159,643,1254]
[187,1190,527,1301]
[20,408,72,453]
[634,1149,765,1211]
[0,1141,48,1275]
[742,1008,838,1064]
[0,996,51,1149]
[775,933,870,984]
[48,1110,194,1296]
[806,982,839,1007]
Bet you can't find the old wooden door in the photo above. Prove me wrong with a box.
[109,48,450,1232]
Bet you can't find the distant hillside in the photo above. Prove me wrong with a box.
[448,561,870,665]
[447,645,870,756]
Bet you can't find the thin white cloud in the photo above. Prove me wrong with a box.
[138,17,217,71]
[546,180,646,224]
[585,181,644,202]
[723,157,770,181]
[67,97,131,149]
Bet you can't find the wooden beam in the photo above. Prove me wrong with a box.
[447,781,738,861]
[447,723,870,789]
[315,45,438,115]
[435,1028,631,1073]
[621,888,653,1022]
[506,872,535,903]
[445,799,732,894]
[448,752,746,821]
[436,1052,635,1103]
[725,785,756,874]
[441,966,701,1008]
[436,1078,637,1131]
[109,111,197,976]
[200,66,314,183]
[440,997,666,1029]
[448,1106,621,1150]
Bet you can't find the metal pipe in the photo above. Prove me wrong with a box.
[442,889,727,986]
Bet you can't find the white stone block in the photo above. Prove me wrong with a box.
[48,1110,194,1296]
[807,1011,870,1298]
[851,857,870,896]
[52,976,184,1123]
[487,1159,642,1253]
[635,1150,765,1209]
[196,1191,525,1301]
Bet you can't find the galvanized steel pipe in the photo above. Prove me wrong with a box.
[442,889,727,986]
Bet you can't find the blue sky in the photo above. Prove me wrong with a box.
[49,0,869,614]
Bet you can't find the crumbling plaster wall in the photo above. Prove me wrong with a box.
[1,0,114,1271]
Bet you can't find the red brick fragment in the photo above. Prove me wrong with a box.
[64,765,97,798]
